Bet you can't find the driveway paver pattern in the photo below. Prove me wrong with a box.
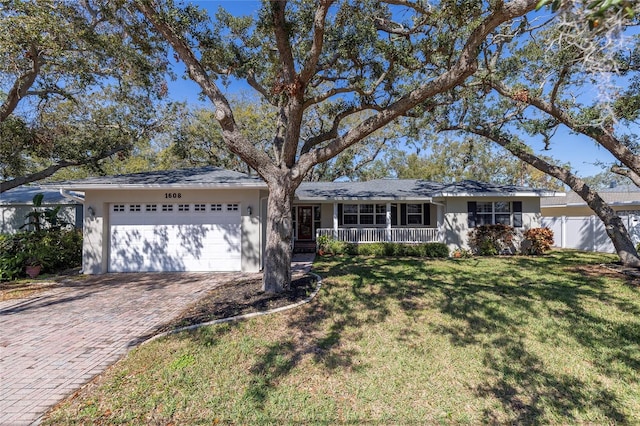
[0,271,258,426]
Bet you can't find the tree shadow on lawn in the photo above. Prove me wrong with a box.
[323,255,635,423]
[181,254,638,423]
[418,256,637,424]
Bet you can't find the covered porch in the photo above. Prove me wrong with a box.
[292,200,444,250]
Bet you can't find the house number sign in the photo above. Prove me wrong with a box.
[164,192,182,199]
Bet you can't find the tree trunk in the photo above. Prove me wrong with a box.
[262,181,295,293]
[469,127,640,267]
[571,184,640,267]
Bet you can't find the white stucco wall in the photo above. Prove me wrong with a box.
[82,188,263,274]
[440,197,542,251]
[1,205,81,234]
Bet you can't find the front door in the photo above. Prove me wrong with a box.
[297,206,314,240]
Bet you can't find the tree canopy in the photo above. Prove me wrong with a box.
[0,0,171,192]
[135,0,539,292]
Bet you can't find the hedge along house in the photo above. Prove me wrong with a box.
[50,167,558,275]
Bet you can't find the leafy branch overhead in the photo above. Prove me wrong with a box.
[0,0,172,192]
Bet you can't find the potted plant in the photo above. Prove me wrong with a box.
[22,238,47,279]
[24,257,43,278]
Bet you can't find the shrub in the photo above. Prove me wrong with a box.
[316,235,332,254]
[468,224,516,256]
[317,238,448,258]
[421,242,449,258]
[0,229,82,281]
[357,243,386,256]
[317,236,357,255]
[452,248,473,259]
[522,227,554,255]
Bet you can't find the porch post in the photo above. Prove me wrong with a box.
[386,202,392,242]
[437,204,445,243]
[333,202,338,238]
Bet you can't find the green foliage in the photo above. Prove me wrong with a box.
[316,235,356,256]
[1,0,171,187]
[20,193,71,232]
[522,227,555,255]
[421,242,450,258]
[468,224,516,256]
[0,229,82,281]
[452,248,473,259]
[317,237,448,258]
[385,139,564,190]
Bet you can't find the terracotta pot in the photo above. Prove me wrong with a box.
[25,265,42,278]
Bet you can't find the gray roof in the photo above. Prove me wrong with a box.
[42,166,555,199]
[541,185,640,207]
[0,186,81,205]
[49,166,267,189]
[297,179,556,200]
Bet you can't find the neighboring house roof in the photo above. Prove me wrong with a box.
[541,185,640,208]
[297,179,558,201]
[0,186,81,205]
[48,166,268,190]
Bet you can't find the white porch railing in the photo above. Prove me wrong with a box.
[316,227,441,244]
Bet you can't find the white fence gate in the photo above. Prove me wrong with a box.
[541,215,640,253]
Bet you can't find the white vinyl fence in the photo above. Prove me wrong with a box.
[541,215,640,253]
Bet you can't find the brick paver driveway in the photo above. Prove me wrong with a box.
[0,272,256,426]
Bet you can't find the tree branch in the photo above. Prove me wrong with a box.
[299,0,333,85]
[0,147,125,193]
[295,0,538,178]
[0,45,41,122]
[136,1,276,179]
[490,78,640,175]
[611,165,640,188]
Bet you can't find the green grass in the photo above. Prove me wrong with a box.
[44,250,640,425]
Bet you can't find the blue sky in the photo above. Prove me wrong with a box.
[166,0,622,179]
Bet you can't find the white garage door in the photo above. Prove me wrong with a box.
[109,202,241,272]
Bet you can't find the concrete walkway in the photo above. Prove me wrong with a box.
[0,255,313,426]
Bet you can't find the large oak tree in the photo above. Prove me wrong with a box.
[135,0,539,292]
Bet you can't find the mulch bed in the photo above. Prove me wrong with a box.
[157,274,319,333]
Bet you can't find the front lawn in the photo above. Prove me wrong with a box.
[44,250,640,425]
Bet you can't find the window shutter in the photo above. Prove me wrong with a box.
[467,202,477,228]
[401,204,407,226]
[423,203,430,226]
[513,201,523,228]
[391,204,398,226]
[338,204,343,226]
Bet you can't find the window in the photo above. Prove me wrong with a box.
[194,204,206,212]
[227,203,239,211]
[129,204,141,212]
[375,204,386,225]
[178,204,190,212]
[146,204,157,212]
[113,204,125,212]
[343,204,358,225]
[341,203,388,226]
[359,204,374,224]
[162,204,173,212]
[211,204,222,212]
[407,204,423,225]
[468,201,522,228]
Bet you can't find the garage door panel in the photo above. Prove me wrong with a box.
[109,203,242,272]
